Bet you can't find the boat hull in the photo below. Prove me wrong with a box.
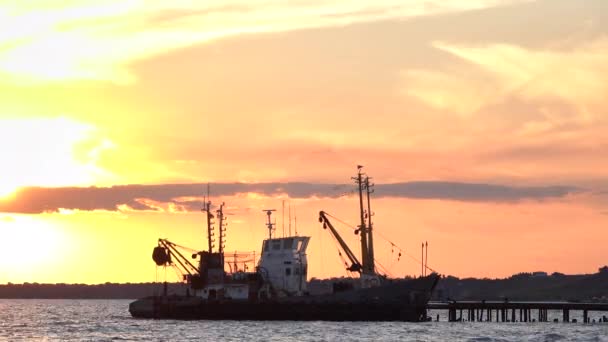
[130,298,427,321]
[129,274,439,322]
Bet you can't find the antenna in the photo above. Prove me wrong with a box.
[282,200,285,238]
[262,209,276,240]
[294,206,298,236]
[421,242,424,277]
[288,203,292,237]
[425,241,428,276]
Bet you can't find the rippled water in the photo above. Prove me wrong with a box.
[1,299,607,341]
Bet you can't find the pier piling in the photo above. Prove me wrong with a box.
[429,301,608,324]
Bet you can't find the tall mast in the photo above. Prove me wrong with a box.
[205,199,214,253]
[365,176,375,274]
[282,200,285,238]
[294,206,298,236]
[354,166,370,274]
[421,242,424,277]
[425,241,428,276]
[217,202,226,254]
[204,183,214,253]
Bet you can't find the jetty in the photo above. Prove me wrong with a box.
[428,301,608,323]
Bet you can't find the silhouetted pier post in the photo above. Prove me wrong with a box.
[430,301,608,323]
[448,308,456,322]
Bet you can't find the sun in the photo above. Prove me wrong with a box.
[0,215,68,283]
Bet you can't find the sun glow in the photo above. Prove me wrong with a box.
[0,184,17,199]
[0,215,68,283]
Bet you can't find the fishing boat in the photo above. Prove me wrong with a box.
[129,167,440,321]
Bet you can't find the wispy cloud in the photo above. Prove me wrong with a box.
[0,181,579,214]
[403,38,608,120]
[0,0,530,83]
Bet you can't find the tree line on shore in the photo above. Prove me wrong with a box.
[1,267,606,301]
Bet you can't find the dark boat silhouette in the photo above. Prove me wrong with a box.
[129,167,439,321]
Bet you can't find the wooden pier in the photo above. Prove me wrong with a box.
[428,301,608,323]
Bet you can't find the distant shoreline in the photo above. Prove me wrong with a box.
[2,269,607,301]
[0,282,187,300]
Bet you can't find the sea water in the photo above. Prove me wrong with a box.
[1,299,607,341]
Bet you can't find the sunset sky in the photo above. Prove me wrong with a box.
[0,0,607,284]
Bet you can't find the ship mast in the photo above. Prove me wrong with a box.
[217,202,226,267]
[217,202,226,254]
[354,166,373,275]
[204,199,215,253]
[203,184,215,253]
[365,176,375,274]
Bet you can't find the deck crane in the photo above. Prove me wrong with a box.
[152,239,200,278]
[318,211,362,273]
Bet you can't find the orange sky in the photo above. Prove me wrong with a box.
[0,0,607,284]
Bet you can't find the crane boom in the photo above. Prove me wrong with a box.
[318,211,362,273]
[155,239,200,276]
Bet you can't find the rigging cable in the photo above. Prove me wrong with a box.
[323,212,439,275]
[374,229,438,274]
[163,240,198,253]
[325,224,357,276]
[374,259,393,278]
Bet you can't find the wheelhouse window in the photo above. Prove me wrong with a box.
[285,267,291,276]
